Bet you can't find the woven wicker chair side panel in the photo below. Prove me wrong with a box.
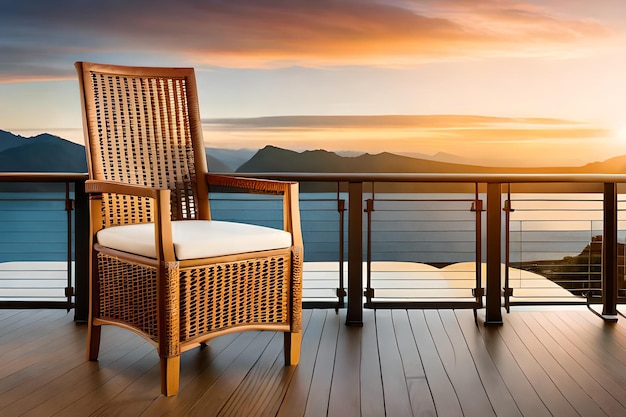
[97,253,159,341]
[291,246,304,333]
[89,72,199,227]
[179,255,291,340]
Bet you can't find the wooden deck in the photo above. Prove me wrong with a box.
[2,307,626,416]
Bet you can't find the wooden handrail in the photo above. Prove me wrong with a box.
[226,172,626,183]
[0,173,88,182]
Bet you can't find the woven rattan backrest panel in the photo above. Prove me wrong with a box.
[88,71,199,226]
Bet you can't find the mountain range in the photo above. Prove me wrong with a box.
[236,145,626,174]
[2,129,626,175]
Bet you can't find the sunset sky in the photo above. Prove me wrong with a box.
[2,0,626,166]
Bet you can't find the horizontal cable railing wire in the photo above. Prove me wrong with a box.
[365,193,481,304]
[0,180,81,307]
[506,193,604,305]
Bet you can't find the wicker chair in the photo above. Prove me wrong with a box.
[75,62,303,397]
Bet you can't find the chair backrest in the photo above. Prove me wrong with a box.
[76,62,210,226]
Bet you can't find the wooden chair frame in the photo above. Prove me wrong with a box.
[76,62,303,396]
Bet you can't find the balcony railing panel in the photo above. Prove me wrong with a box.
[0,174,88,317]
[5,172,626,325]
[0,190,74,306]
[364,193,482,307]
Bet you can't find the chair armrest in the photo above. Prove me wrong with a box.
[85,179,168,199]
[205,173,295,194]
[205,174,303,246]
[85,180,175,260]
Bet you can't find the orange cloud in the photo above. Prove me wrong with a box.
[204,115,597,132]
[178,0,616,67]
[0,0,620,82]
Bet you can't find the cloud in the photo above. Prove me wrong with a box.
[0,0,618,83]
[203,114,609,144]
[204,114,588,128]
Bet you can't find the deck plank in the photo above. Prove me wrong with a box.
[375,310,413,417]
[506,312,608,416]
[184,331,276,417]
[545,311,626,385]
[22,331,153,417]
[391,309,437,417]
[218,331,288,417]
[524,311,626,415]
[473,312,553,417]
[327,310,361,417]
[359,309,385,417]
[303,309,340,417]
[451,310,523,417]
[495,312,579,417]
[424,309,495,417]
[116,332,242,417]
[407,310,463,417]
[276,309,326,417]
[49,343,157,417]
[1,307,626,416]
[573,310,626,364]
[142,331,259,417]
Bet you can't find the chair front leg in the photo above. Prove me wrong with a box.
[160,356,180,396]
[284,331,302,365]
[87,245,101,361]
[86,322,101,361]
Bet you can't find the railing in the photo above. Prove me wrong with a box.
[362,192,483,310]
[3,172,626,327]
[234,174,626,325]
[0,173,89,321]
[505,192,604,308]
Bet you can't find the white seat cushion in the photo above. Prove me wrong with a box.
[96,220,292,260]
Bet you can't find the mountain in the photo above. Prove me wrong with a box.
[0,133,87,172]
[0,130,29,152]
[0,131,256,174]
[4,130,626,176]
[206,154,231,173]
[577,155,626,173]
[236,145,576,174]
[206,148,257,172]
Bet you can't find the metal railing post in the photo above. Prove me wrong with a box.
[364,198,375,303]
[74,179,90,322]
[346,181,363,326]
[336,192,346,309]
[472,184,484,308]
[485,182,503,325]
[503,185,514,313]
[602,182,618,320]
[64,182,74,312]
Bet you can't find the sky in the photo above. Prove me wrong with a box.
[2,0,626,166]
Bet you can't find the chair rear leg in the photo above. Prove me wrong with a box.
[86,322,101,361]
[284,331,302,366]
[160,356,180,397]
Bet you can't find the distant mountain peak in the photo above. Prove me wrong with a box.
[0,130,87,172]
